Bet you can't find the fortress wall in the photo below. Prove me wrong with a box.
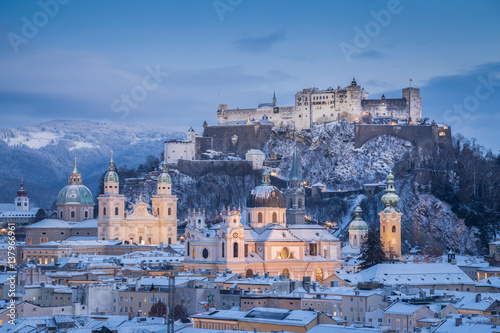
[354,124,439,149]
[203,123,273,157]
[177,159,254,177]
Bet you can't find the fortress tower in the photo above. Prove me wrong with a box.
[379,171,402,259]
[402,87,422,124]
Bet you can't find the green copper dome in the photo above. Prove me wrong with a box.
[157,163,171,184]
[349,205,368,230]
[56,185,94,205]
[381,171,400,212]
[104,155,119,183]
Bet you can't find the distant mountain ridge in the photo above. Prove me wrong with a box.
[0,120,184,208]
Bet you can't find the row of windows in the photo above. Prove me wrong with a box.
[60,211,90,219]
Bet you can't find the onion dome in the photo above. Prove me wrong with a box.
[381,171,400,212]
[104,153,119,183]
[17,178,28,197]
[157,162,171,184]
[349,205,368,230]
[247,170,286,208]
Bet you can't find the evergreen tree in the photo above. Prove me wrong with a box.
[359,223,386,270]
[34,208,46,222]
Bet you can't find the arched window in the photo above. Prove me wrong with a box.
[298,199,303,209]
[222,242,225,258]
[103,207,106,216]
[248,213,251,222]
[392,225,396,233]
[383,226,385,233]
[316,268,323,282]
[289,199,293,208]
[157,208,160,215]
[233,242,238,258]
[139,236,143,244]
[60,211,63,218]
[272,212,277,223]
[115,207,119,216]
[258,212,263,223]
[187,242,190,256]
[282,268,289,278]
[192,248,196,259]
[168,208,171,216]
[246,269,253,278]
[71,211,75,218]
[85,211,88,218]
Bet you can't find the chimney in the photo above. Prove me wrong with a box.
[476,294,481,302]
[303,276,311,293]
[430,288,435,295]
[354,289,360,296]
[455,317,462,326]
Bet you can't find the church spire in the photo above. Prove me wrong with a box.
[381,171,400,212]
[69,158,82,185]
[272,90,277,107]
[109,151,116,172]
[288,147,302,189]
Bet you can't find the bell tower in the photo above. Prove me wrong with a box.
[97,153,126,241]
[151,162,178,245]
[222,208,244,263]
[379,171,402,259]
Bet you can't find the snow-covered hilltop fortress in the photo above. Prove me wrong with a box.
[217,78,422,130]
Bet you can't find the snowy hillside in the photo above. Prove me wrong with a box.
[0,120,183,208]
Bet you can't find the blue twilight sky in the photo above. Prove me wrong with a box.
[0,0,499,151]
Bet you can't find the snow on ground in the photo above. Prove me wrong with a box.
[3,131,60,149]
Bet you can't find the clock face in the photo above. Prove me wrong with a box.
[233,232,239,239]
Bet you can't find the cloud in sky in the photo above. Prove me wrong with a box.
[232,29,286,53]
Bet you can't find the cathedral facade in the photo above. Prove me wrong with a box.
[183,154,342,281]
[97,157,178,245]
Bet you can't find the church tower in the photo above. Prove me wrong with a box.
[285,148,305,225]
[349,205,368,249]
[379,171,402,259]
[97,154,126,240]
[221,208,245,263]
[15,178,30,211]
[151,162,178,245]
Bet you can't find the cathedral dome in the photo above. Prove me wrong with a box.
[349,205,368,230]
[104,155,119,183]
[247,171,286,208]
[56,185,94,205]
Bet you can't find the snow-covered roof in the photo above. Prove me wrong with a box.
[246,149,265,155]
[288,224,339,242]
[26,218,97,229]
[336,263,474,286]
[253,225,301,242]
[384,301,430,315]
[307,325,379,333]
[476,276,500,289]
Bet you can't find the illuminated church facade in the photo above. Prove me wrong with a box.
[183,152,342,281]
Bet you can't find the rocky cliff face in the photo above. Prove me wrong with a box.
[119,121,482,254]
